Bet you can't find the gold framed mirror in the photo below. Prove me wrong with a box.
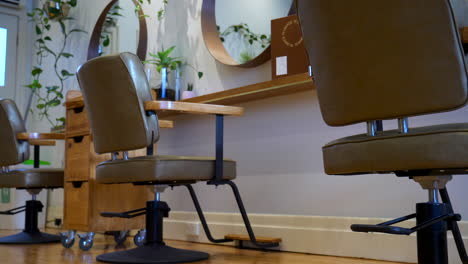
[202,0,295,68]
[87,0,148,60]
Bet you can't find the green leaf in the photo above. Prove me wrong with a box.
[35,25,42,35]
[36,104,45,109]
[32,67,43,76]
[67,0,77,7]
[103,35,110,47]
[69,29,87,34]
[44,36,52,41]
[45,24,51,31]
[60,53,74,58]
[198,72,203,79]
[46,86,59,91]
[32,79,42,89]
[42,46,57,57]
[59,21,66,35]
[48,99,61,107]
[61,70,74,77]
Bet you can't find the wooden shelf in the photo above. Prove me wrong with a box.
[182,73,314,105]
[63,73,314,115]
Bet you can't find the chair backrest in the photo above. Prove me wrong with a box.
[76,52,160,154]
[296,0,468,126]
[0,99,29,166]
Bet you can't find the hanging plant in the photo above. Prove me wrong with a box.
[134,0,168,21]
[218,23,271,48]
[99,4,123,56]
[26,0,86,130]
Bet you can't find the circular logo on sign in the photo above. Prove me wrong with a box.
[281,19,303,48]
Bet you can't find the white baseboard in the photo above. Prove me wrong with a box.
[42,206,467,263]
[164,211,468,264]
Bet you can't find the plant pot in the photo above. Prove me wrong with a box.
[154,67,177,101]
[43,1,70,20]
[181,91,196,100]
[152,87,176,101]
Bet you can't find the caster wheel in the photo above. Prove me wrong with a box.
[114,231,129,245]
[133,229,146,247]
[61,235,75,248]
[78,232,94,251]
[60,231,75,249]
[79,237,93,251]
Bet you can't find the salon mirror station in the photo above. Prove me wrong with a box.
[88,0,148,60]
[203,0,294,67]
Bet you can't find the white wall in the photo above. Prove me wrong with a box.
[116,0,139,54]
[23,0,468,252]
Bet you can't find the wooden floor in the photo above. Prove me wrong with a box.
[0,229,405,264]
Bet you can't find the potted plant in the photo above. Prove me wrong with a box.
[43,0,76,20]
[144,46,203,101]
[182,83,197,100]
[144,46,181,101]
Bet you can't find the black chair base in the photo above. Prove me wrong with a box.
[0,199,60,244]
[0,231,61,244]
[96,242,209,264]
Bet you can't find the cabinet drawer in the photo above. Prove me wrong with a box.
[65,136,91,182]
[64,181,90,228]
[66,107,89,137]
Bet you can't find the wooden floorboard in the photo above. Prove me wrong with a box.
[0,229,406,264]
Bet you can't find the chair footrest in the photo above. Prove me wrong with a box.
[351,224,412,235]
[101,207,146,219]
[0,205,26,215]
[224,234,282,244]
[351,213,460,236]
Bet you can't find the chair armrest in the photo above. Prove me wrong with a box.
[145,101,243,183]
[144,101,244,117]
[16,132,65,141]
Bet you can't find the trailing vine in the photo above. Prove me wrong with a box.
[218,23,271,48]
[26,0,86,129]
[99,4,123,56]
[135,0,168,21]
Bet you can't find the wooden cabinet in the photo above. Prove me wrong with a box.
[63,92,152,232]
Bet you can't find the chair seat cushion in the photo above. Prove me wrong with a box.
[0,169,64,188]
[323,123,468,175]
[96,155,236,184]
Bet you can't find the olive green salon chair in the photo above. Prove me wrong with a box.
[0,99,64,244]
[76,52,278,264]
[297,0,468,263]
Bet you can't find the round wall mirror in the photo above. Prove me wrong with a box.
[202,0,294,68]
[87,0,148,60]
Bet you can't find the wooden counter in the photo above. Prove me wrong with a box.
[65,73,314,109]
